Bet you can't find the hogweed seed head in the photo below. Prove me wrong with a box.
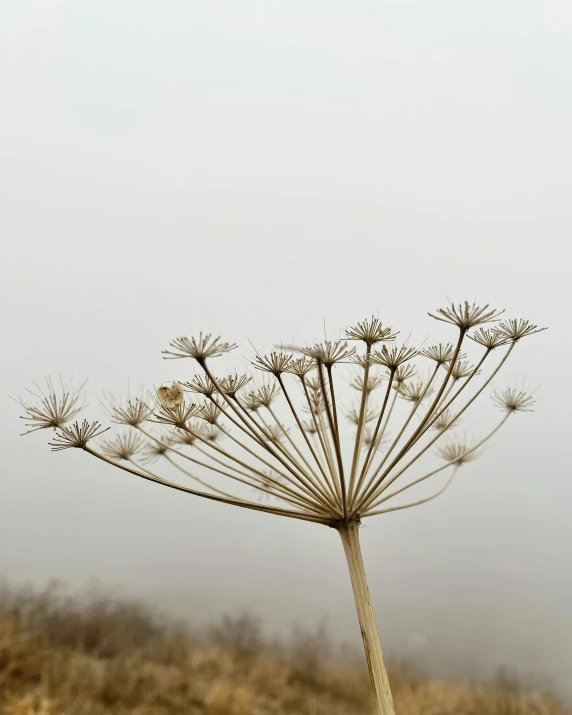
[163,333,237,360]
[218,373,252,397]
[468,328,510,350]
[436,438,480,466]
[370,345,418,370]
[496,319,547,342]
[13,377,85,434]
[49,420,109,451]
[283,356,316,377]
[430,409,461,433]
[345,317,398,346]
[428,301,504,330]
[492,388,535,413]
[198,401,223,424]
[393,364,416,384]
[143,433,176,461]
[151,395,201,429]
[420,343,457,365]
[445,360,479,381]
[173,421,207,446]
[184,374,217,396]
[349,373,385,393]
[102,432,144,461]
[252,351,293,376]
[397,379,434,404]
[346,406,378,425]
[104,392,152,427]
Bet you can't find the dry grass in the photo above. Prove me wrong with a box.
[0,582,568,715]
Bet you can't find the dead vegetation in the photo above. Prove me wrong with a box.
[0,581,567,715]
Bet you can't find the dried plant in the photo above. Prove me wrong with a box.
[13,301,545,715]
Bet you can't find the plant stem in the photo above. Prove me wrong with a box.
[338,522,395,715]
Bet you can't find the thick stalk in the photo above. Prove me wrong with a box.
[338,522,395,715]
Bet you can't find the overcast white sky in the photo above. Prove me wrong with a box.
[1,0,571,696]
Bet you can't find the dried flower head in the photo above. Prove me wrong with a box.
[203,425,223,443]
[252,351,293,376]
[49,420,109,451]
[492,388,535,413]
[184,374,217,396]
[156,382,184,410]
[218,373,252,398]
[198,401,223,424]
[143,433,176,461]
[151,398,201,429]
[163,333,237,361]
[429,301,504,330]
[496,319,547,342]
[350,353,374,369]
[248,381,280,408]
[104,392,152,427]
[436,439,480,466]
[253,470,286,502]
[305,377,324,394]
[393,364,416,384]
[13,378,85,434]
[173,422,207,446]
[102,432,144,461]
[370,345,418,370]
[447,360,478,381]
[345,317,398,346]
[306,340,357,366]
[468,328,510,350]
[263,424,287,445]
[430,409,461,433]
[362,429,390,452]
[283,356,316,377]
[349,373,385,393]
[420,343,457,365]
[397,379,434,404]
[303,390,326,415]
[346,406,378,425]
[302,419,318,435]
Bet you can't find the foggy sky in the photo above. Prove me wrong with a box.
[1,0,571,697]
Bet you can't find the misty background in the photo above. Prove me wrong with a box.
[1,0,571,698]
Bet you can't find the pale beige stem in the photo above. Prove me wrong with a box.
[365,466,458,516]
[357,343,514,512]
[301,378,341,506]
[347,346,371,503]
[85,447,329,524]
[338,523,395,715]
[362,412,511,512]
[162,453,245,501]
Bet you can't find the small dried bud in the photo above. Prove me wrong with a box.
[157,383,184,410]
